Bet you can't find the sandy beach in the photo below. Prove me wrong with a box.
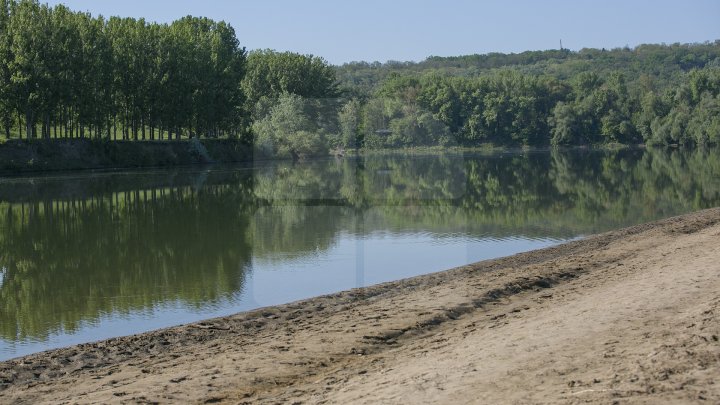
[1,208,719,404]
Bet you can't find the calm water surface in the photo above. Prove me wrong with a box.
[1,148,719,360]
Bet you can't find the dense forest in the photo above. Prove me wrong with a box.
[335,43,720,149]
[0,0,719,158]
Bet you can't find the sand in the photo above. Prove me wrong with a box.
[1,208,719,404]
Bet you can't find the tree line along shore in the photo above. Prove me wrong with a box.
[0,0,718,165]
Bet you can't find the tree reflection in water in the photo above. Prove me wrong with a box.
[1,147,719,352]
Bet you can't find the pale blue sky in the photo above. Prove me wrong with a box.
[44,0,720,65]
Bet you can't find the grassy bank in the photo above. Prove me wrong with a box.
[0,139,253,174]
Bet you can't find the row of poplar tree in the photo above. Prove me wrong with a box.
[0,0,248,141]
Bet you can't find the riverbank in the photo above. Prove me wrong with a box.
[0,139,253,174]
[0,138,655,175]
[1,208,719,403]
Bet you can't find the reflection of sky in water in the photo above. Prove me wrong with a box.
[1,232,566,360]
[248,233,565,309]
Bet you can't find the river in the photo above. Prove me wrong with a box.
[1,147,719,360]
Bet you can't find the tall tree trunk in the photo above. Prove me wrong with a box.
[132,117,138,141]
[44,114,50,139]
[25,108,33,140]
[4,119,9,139]
[63,107,67,138]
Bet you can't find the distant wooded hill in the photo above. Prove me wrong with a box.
[333,42,720,148]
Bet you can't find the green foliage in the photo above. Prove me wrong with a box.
[338,99,363,148]
[337,42,720,96]
[0,0,248,141]
[241,50,340,156]
[243,50,339,109]
[686,94,720,144]
[359,70,570,147]
[333,41,720,148]
[339,44,720,148]
[641,68,720,145]
[253,93,329,159]
[0,0,717,153]
[548,72,638,145]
